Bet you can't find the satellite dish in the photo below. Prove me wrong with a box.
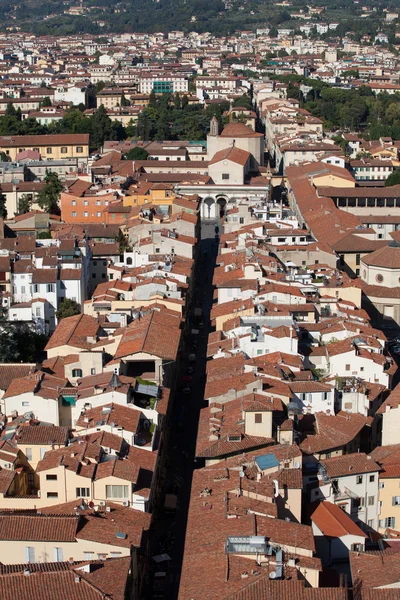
[89,501,94,509]
[295,461,300,469]
[239,470,245,478]
[269,571,277,579]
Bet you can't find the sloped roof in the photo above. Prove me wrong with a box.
[311,501,367,538]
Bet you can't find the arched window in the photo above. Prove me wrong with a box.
[126,257,132,265]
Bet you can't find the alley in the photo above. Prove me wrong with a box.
[148,218,219,600]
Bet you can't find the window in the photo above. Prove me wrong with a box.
[91,368,96,375]
[61,147,67,154]
[33,284,39,293]
[76,487,90,498]
[84,212,89,217]
[76,146,83,153]
[54,547,63,562]
[47,492,58,498]
[222,173,230,180]
[35,307,41,317]
[40,448,46,459]
[25,547,35,563]
[380,482,385,489]
[351,543,363,552]
[356,475,363,484]
[46,284,55,293]
[105,485,129,499]
[383,517,396,528]
[22,401,30,407]
[368,519,374,528]
[72,369,83,378]
[84,552,94,560]
[46,474,57,481]
[393,496,400,506]
[345,364,350,371]
[356,497,365,509]
[46,147,52,154]
[83,200,89,206]
[254,413,262,424]
[25,448,32,461]
[96,212,101,217]
[369,475,375,482]
[368,496,375,506]
[72,211,77,217]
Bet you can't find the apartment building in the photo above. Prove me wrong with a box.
[0,134,89,165]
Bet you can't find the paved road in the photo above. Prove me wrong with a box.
[147,218,219,600]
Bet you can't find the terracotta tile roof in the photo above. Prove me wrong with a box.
[220,122,263,138]
[209,146,251,166]
[0,468,16,494]
[362,243,400,268]
[16,425,70,446]
[179,460,321,600]
[300,412,372,455]
[0,363,36,391]
[3,371,67,401]
[0,134,89,147]
[32,268,57,284]
[45,314,101,351]
[0,557,131,600]
[320,452,380,479]
[376,382,400,414]
[0,513,79,541]
[114,309,181,361]
[332,233,387,254]
[76,403,141,433]
[311,501,367,538]
[370,443,400,469]
[273,468,302,489]
[59,268,82,280]
[350,549,400,591]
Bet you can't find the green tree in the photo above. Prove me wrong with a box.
[149,90,157,106]
[115,230,131,254]
[181,94,189,110]
[5,102,16,116]
[174,93,181,110]
[37,230,52,239]
[0,192,7,219]
[90,105,114,149]
[37,171,63,214]
[125,147,149,160]
[56,298,81,320]
[95,81,106,93]
[120,93,130,107]
[41,96,52,107]
[0,309,48,363]
[232,93,252,110]
[385,171,400,187]
[17,193,32,214]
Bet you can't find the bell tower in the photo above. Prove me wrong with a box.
[209,115,219,136]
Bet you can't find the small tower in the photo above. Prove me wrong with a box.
[209,115,219,137]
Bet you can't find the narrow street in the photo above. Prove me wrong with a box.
[148,218,219,600]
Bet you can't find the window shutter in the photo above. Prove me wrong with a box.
[54,547,63,562]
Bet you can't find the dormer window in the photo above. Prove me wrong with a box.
[227,434,242,442]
